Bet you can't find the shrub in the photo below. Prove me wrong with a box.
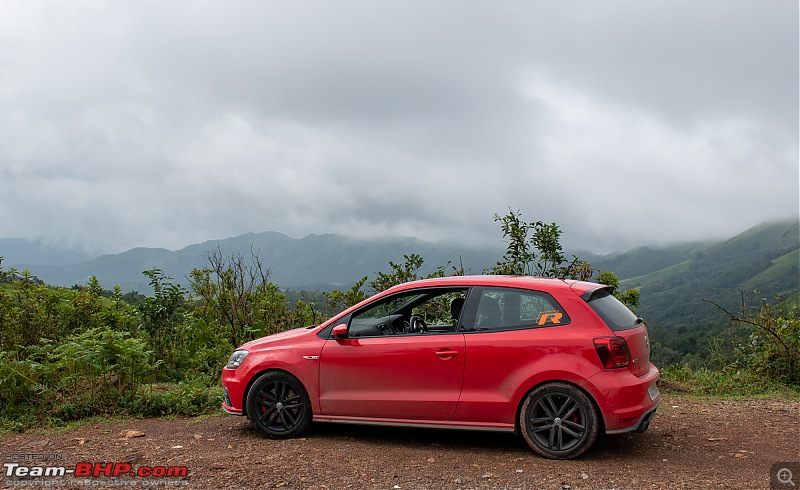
[659,364,796,397]
[122,381,221,417]
[708,292,800,387]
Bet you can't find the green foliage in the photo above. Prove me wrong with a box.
[659,365,797,398]
[709,293,800,387]
[0,326,157,423]
[488,209,592,280]
[188,247,321,349]
[596,270,640,309]
[367,253,466,294]
[648,322,728,368]
[324,276,370,314]
[370,253,427,292]
[655,293,800,395]
[0,350,45,416]
[138,268,187,374]
[44,327,156,420]
[488,210,640,309]
[121,380,221,418]
[0,270,67,348]
[1,213,794,427]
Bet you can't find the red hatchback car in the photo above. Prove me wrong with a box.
[221,275,660,459]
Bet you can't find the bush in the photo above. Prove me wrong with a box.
[0,350,45,418]
[46,326,156,396]
[659,364,797,397]
[121,381,222,418]
[708,292,800,387]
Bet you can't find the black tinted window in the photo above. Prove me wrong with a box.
[348,288,468,337]
[461,287,570,332]
[586,289,639,331]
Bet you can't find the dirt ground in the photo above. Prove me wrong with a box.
[1,394,798,490]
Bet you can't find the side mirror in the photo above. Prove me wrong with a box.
[332,323,348,339]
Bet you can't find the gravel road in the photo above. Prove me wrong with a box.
[1,394,798,489]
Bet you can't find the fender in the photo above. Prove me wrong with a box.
[234,344,323,415]
[453,349,603,425]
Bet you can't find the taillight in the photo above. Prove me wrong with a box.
[593,336,631,369]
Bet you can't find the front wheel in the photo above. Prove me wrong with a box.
[519,382,599,459]
[246,371,312,439]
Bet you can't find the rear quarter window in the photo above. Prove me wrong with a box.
[585,289,640,332]
[462,287,570,332]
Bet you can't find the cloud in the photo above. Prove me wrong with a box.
[0,1,796,255]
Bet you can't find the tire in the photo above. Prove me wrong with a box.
[519,382,599,459]
[246,371,312,439]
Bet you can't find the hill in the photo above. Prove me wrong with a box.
[4,232,504,292]
[0,237,93,267]
[623,219,799,328]
[3,219,797,331]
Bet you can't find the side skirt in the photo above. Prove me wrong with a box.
[312,415,515,433]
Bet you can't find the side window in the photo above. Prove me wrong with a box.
[348,288,468,337]
[461,287,570,332]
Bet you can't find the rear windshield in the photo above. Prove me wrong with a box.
[586,289,640,332]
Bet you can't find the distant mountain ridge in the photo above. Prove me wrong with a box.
[0,237,94,267]
[2,219,798,331]
[3,231,506,292]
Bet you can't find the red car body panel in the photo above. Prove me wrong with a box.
[221,328,324,415]
[221,275,660,439]
[318,333,465,419]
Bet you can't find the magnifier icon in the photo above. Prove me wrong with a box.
[778,467,796,487]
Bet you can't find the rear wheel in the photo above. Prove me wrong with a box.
[519,382,599,459]
[246,371,312,439]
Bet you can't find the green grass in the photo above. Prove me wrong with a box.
[0,380,223,434]
[659,364,800,399]
[621,260,692,289]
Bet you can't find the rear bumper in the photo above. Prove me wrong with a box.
[588,363,661,433]
[606,400,659,434]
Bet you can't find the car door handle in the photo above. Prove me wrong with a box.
[435,349,459,359]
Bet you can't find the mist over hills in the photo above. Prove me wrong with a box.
[0,237,94,267]
[625,219,799,328]
[2,219,798,330]
[2,232,506,292]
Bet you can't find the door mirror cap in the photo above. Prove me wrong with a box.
[332,323,348,339]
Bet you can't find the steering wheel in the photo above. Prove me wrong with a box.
[408,314,429,334]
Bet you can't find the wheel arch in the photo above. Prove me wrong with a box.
[240,367,303,418]
[513,379,605,436]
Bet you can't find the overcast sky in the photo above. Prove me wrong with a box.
[1,1,797,255]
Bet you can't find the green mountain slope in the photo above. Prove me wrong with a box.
[588,242,713,280]
[624,219,799,328]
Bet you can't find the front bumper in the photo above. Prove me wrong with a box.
[222,386,244,416]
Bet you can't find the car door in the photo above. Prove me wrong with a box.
[318,288,467,421]
[453,286,575,424]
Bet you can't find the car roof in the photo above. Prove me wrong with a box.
[384,275,601,296]
[320,275,609,329]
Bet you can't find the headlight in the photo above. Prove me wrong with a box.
[226,350,248,369]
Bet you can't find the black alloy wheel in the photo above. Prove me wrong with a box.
[519,382,599,459]
[246,371,312,439]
